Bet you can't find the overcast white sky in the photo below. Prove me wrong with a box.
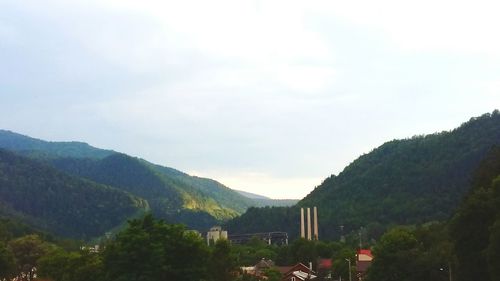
[1,0,499,198]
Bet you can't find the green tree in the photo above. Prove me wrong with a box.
[37,247,74,281]
[366,227,419,281]
[290,238,317,266]
[487,219,500,280]
[331,247,355,281]
[209,239,237,281]
[38,248,104,281]
[8,234,51,279]
[0,242,15,279]
[263,268,282,281]
[102,214,209,281]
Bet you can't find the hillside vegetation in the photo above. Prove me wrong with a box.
[0,130,115,159]
[0,149,147,239]
[49,154,253,229]
[227,111,500,239]
[0,130,274,234]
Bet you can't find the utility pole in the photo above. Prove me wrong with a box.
[448,262,452,281]
[345,258,352,281]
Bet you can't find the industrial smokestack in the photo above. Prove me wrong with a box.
[300,208,305,238]
[307,207,312,240]
[313,206,318,240]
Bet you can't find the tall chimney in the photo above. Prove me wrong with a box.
[313,206,318,240]
[300,208,305,238]
[307,207,312,240]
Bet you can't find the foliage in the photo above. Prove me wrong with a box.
[450,146,500,281]
[0,129,275,234]
[101,214,209,281]
[0,129,115,159]
[290,238,317,267]
[263,268,282,281]
[229,111,500,240]
[486,219,500,280]
[0,242,15,279]
[208,239,237,281]
[7,234,53,280]
[38,248,104,281]
[331,247,356,281]
[49,153,255,230]
[366,225,452,281]
[0,149,146,239]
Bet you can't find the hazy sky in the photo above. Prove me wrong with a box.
[1,0,499,198]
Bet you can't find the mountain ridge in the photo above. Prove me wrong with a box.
[227,110,500,239]
[0,129,288,235]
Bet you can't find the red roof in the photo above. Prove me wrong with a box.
[357,249,373,257]
[277,263,313,276]
[318,258,332,269]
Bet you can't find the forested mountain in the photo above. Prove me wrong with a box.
[0,130,265,232]
[235,190,299,207]
[449,146,500,281]
[0,130,115,159]
[49,154,255,229]
[0,149,147,239]
[227,111,500,239]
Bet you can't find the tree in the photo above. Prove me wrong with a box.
[263,268,282,281]
[449,151,500,281]
[208,239,237,281]
[0,242,15,279]
[37,248,74,281]
[8,234,51,279]
[487,219,500,280]
[290,238,317,266]
[331,247,355,281]
[366,227,419,281]
[38,248,104,281]
[102,214,209,281]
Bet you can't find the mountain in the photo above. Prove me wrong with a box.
[449,145,500,281]
[235,190,270,200]
[49,154,256,229]
[0,130,115,159]
[236,190,299,207]
[227,111,500,239]
[0,130,258,232]
[0,149,148,239]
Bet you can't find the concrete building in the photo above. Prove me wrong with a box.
[206,226,228,245]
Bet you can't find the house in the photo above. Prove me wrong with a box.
[240,259,276,280]
[255,258,275,272]
[356,249,373,280]
[277,263,317,281]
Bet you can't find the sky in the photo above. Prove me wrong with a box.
[1,0,499,199]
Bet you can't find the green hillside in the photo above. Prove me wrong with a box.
[0,130,259,231]
[449,146,500,281]
[0,149,147,239]
[49,154,251,230]
[227,111,500,239]
[235,190,299,207]
[0,130,115,159]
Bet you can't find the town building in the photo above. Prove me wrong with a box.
[206,226,228,246]
[356,249,373,280]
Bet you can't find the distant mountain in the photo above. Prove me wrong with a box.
[235,190,270,200]
[49,154,256,230]
[0,149,147,239]
[0,130,115,159]
[0,130,261,233]
[236,190,299,207]
[227,111,500,239]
